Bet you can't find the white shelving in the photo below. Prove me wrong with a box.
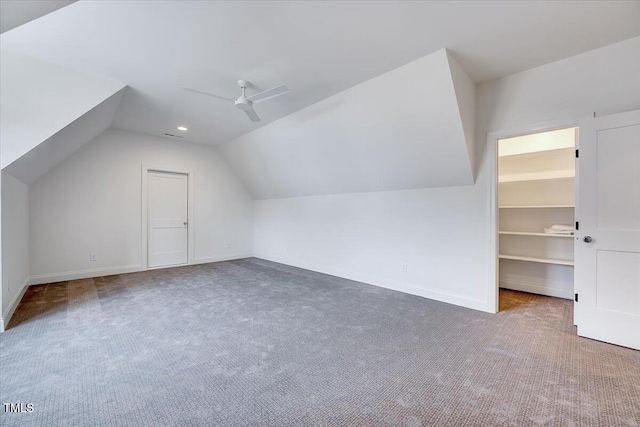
[499,205,574,209]
[499,254,575,266]
[499,231,574,238]
[498,130,576,299]
[499,170,574,183]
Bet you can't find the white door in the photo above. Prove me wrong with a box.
[148,171,188,268]
[576,110,640,350]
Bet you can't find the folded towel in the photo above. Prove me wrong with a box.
[545,228,574,235]
[545,224,574,235]
[548,224,574,231]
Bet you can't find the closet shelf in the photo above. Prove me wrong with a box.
[499,231,574,238]
[499,205,574,209]
[499,170,574,183]
[499,254,574,266]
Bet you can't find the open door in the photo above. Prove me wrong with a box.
[575,110,640,350]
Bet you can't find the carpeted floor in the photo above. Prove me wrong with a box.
[0,258,638,426]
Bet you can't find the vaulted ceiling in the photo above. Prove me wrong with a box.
[0,1,76,34]
[1,1,639,197]
[2,1,638,147]
[220,49,476,198]
[0,50,125,170]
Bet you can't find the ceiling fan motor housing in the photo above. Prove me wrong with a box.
[235,80,253,110]
[235,98,253,110]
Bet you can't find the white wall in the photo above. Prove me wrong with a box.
[4,88,125,185]
[255,184,490,310]
[0,172,2,323]
[476,37,640,135]
[255,36,640,313]
[220,49,475,199]
[29,129,254,284]
[0,1,76,34]
[0,49,125,168]
[1,172,29,330]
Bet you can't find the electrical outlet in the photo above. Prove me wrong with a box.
[225,243,231,251]
[90,253,97,262]
[7,280,10,292]
[401,263,408,273]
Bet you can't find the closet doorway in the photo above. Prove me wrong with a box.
[496,127,577,306]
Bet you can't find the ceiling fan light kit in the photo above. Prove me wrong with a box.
[183,79,289,122]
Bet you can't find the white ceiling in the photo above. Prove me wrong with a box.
[221,49,476,199]
[1,1,638,147]
[0,0,76,34]
[0,49,125,169]
[4,89,124,184]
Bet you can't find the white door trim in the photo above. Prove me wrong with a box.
[486,118,579,314]
[141,164,195,270]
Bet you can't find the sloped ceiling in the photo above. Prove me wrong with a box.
[3,89,125,184]
[0,1,76,34]
[0,50,125,170]
[1,1,638,147]
[219,49,475,199]
[1,1,638,198]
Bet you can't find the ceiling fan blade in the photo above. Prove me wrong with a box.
[247,85,289,103]
[244,108,261,122]
[183,86,235,102]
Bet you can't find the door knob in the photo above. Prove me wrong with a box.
[184,222,188,226]
[583,236,593,243]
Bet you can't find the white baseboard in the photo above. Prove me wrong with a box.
[29,254,254,286]
[255,253,490,313]
[499,278,573,300]
[0,276,30,332]
[30,264,144,286]
[192,253,254,265]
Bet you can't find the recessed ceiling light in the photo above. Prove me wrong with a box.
[177,126,188,131]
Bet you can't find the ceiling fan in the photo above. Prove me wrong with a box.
[183,80,289,122]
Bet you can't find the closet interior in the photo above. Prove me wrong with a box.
[498,127,577,300]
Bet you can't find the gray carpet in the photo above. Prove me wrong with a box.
[1,258,638,426]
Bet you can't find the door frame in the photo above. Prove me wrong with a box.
[141,165,195,270]
[486,119,579,314]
